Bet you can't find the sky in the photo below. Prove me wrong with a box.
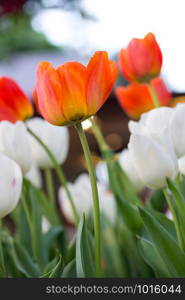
[32,0,185,93]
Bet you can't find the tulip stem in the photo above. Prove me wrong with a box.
[44,169,55,208]
[75,122,101,277]
[163,188,184,250]
[148,82,160,108]
[90,117,110,152]
[27,128,79,225]
[0,220,6,277]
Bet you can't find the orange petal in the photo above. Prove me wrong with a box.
[0,98,19,123]
[86,51,118,115]
[0,77,33,121]
[57,62,87,122]
[36,61,66,126]
[118,49,136,81]
[115,83,154,119]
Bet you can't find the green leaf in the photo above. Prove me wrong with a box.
[62,259,76,278]
[76,215,95,277]
[139,207,185,277]
[43,226,65,263]
[147,208,177,242]
[148,189,167,212]
[138,238,170,277]
[41,255,63,278]
[101,215,128,277]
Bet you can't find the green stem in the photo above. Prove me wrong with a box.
[0,219,6,277]
[44,169,55,207]
[163,188,184,250]
[148,82,160,107]
[75,122,101,277]
[90,118,110,152]
[27,128,79,225]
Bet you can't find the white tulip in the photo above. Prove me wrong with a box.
[27,117,69,168]
[25,164,42,188]
[0,121,32,174]
[129,105,185,158]
[119,149,144,192]
[170,104,185,157]
[58,174,116,223]
[0,155,22,218]
[128,132,178,189]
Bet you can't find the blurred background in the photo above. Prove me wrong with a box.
[0,0,185,181]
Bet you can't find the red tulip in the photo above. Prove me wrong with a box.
[115,77,171,119]
[119,33,162,82]
[35,51,118,126]
[0,77,33,123]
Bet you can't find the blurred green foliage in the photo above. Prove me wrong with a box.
[0,13,56,60]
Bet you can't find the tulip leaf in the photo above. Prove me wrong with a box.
[101,215,128,277]
[42,255,63,278]
[147,208,177,242]
[76,214,95,277]
[148,189,167,212]
[42,226,65,263]
[139,207,185,277]
[62,259,76,278]
[138,237,170,277]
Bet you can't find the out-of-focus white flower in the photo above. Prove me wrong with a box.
[27,117,69,168]
[165,210,173,220]
[25,164,42,188]
[129,105,185,158]
[0,154,22,218]
[0,121,32,174]
[128,131,178,189]
[96,161,109,187]
[169,104,185,157]
[58,174,116,224]
[178,155,185,175]
[119,149,144,192]
[42,217,51,233]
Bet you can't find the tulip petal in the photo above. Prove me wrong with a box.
[0,77,33,122]
[86,51,118,115]
[115,83,153,119]
[57,62,87,122]
[129,133,178,189]
[36,62,66,125]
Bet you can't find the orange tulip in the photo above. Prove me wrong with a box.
[35,51,118,126]
[0,77,33,123]
[115,77,171,119]
[119,33,162,82]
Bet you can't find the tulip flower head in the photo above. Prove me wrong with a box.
[119,32,162,82]
[0,77,33,123]
[27,117,69,168]
[0,154,22,218]
[35,51,118,126]
[115,77,171,119]
[0,120,32,174]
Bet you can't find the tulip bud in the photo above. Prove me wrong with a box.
[119,149,144,192]
[0,154,22,218]
[118,32,162,82]
[59,174,116,223]
[27,117,69,168]
[128,131,178,189]
[0,121,32,174]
